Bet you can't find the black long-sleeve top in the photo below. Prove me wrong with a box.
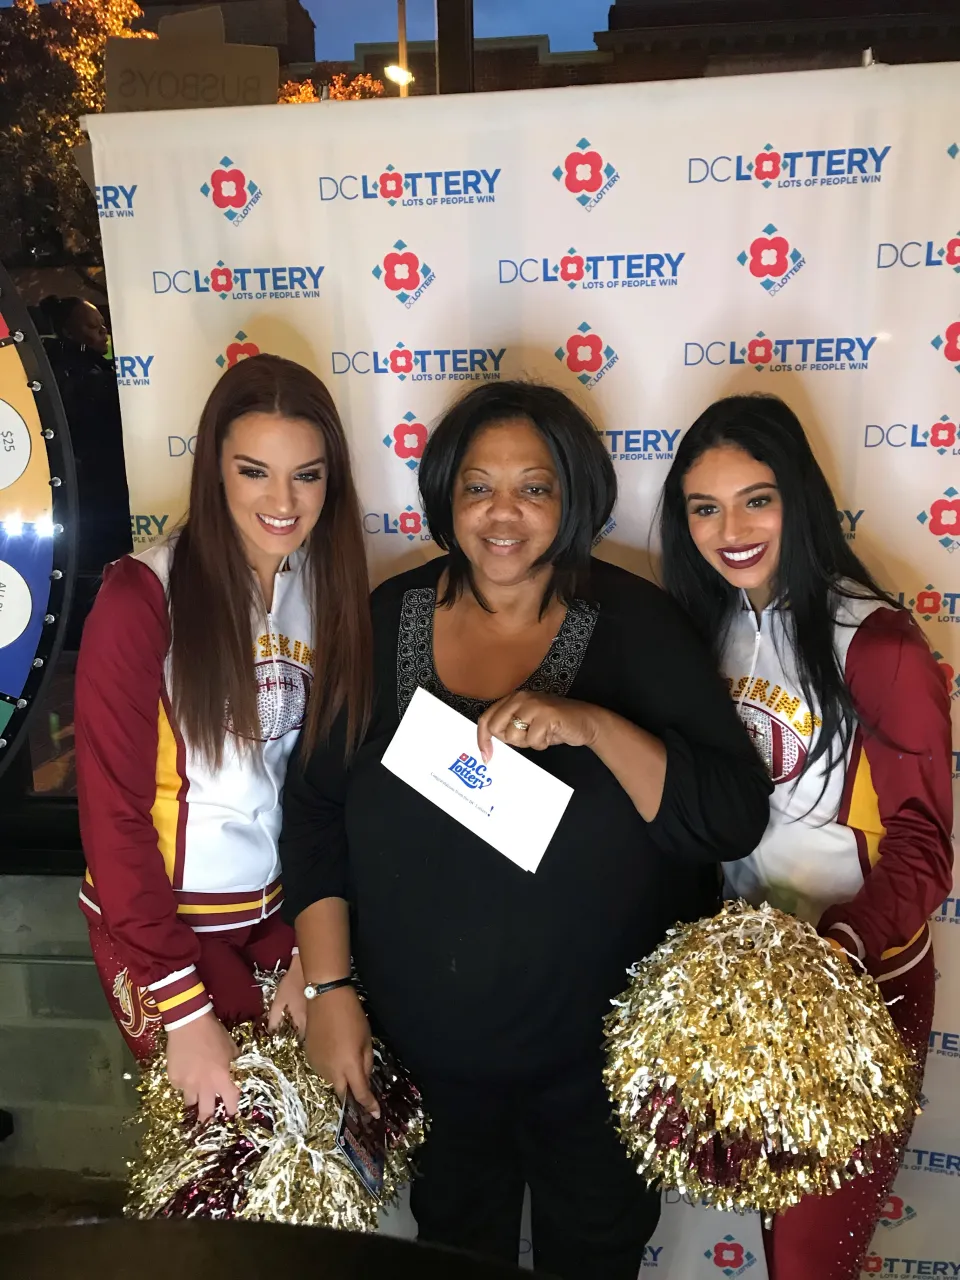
[280,556,772,1081]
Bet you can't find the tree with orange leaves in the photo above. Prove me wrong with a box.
[328,72,384,100]
[279,72,384,103]
[0,0,153,263]
[279,79,321,104]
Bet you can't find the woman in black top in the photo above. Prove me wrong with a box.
[279,381,771,1278]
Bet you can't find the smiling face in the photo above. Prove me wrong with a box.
[221,411,327,580]
[452,417,562,591]
[682,443,783,609]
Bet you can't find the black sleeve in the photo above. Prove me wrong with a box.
[623,587,772,864]
[278,576,404,924]
[278,712,351,924]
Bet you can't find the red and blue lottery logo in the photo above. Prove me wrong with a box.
[705,1236,756,1276]
[738,224,805,294]
[374,166,404,204]
[383,412,427,471]
[878,1194,918,1230]
[372,241,436,308]
[216,331,261,370]
[916,488,960,551]
[930,319,960,370]
[932,652,960,699]
[928,416,960,454]
[749,144,783,186]
[553,139,620,211]
[555,322,618,390]
[900,584,960,622]
[200,156,261,225]
[363,507,429,540]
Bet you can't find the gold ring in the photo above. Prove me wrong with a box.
[511,717,530,732]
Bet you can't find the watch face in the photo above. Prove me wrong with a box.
[0,268,75,778]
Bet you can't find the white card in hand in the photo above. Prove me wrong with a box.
[380,686,573,873]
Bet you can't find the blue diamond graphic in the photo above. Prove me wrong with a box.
[737,251,748,266]
[949,143,959,159]
[220,156,233,167]
[576,137,590,150]
[552,166,563,181]
[200,183,210,197]
[763,222,777,235]
[577,321,590,333]
[394,239,407,251]
[932,335,944,350]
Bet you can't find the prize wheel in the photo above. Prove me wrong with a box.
[0,264,77,781]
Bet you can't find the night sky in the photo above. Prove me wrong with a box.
[308,0,612,60]
[0,0,615,61]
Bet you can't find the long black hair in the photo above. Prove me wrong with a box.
[660,393,899,780]
[419,380,616,613]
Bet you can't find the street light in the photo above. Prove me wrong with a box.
[388,0,411,97]
[385,65,415,90]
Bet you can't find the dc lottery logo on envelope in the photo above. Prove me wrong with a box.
[449,753,493,790]
[381,687,572,873]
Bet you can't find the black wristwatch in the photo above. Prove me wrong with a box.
[303,975,354,1001]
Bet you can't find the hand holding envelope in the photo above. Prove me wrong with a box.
[477,690,602,760]
[380,687,573,874]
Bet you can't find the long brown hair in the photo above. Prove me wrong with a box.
[168,354,371,766]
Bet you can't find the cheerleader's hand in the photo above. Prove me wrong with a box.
[268,951,308,1037]
[166,1011,240,1123]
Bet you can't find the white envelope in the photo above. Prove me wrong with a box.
[380,686,573,873]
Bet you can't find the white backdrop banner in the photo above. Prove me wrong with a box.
[87,62,960,1279]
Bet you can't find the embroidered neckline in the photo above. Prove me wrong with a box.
[396,587,599,722]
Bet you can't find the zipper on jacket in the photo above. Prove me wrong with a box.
[266,609,282,741]
[738,591,762,711]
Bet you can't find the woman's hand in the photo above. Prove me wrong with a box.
[477,692,601,761]
[165,1011,240,1122]
[304,985,380,1118]
[267,952,307,1036]
[479,694,668,820]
